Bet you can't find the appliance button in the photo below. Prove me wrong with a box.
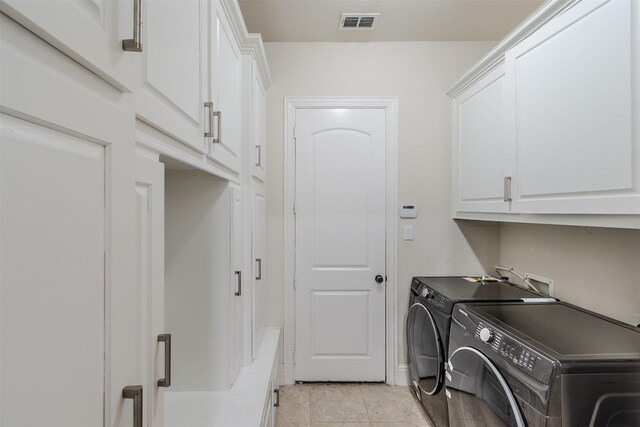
[479,328,493,343]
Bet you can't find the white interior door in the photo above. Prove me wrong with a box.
[294,108,386,382]
[135,156,165,427]
[1,113,105,426]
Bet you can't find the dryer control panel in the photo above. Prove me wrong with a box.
[453,306,555,384]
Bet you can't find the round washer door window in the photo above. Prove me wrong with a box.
[446,346,525,427]
[407,302,444,396]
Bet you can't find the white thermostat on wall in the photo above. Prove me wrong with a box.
[400,205,417,218]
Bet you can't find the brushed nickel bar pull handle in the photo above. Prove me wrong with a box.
[256,258,262,280]
[235,271,242,296]
[256,145,261,167]
[122,0,143,52]
[122,385,143,427]
[274,388,280,407]
[204,102,214,138]
[157,334,171,387]
[212,111,222,144]
[504,176,512,202]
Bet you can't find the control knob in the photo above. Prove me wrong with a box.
[480,327,493,343]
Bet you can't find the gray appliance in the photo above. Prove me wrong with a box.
[446,302,640,426]
[406,276,551,426]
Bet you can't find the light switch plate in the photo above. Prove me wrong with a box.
[403,225,413,241]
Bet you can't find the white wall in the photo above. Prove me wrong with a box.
[263,41,499,375]
[499,223,640,326]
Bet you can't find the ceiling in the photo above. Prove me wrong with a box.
[238,0,545,42]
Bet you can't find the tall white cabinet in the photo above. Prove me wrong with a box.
[0,10,139,427]
[1,0,276,425]
[449,0,640,227]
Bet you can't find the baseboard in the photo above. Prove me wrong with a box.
[395,363,411,386]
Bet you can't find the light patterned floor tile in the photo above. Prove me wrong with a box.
[359,385,429,424]
[309,384,370,423]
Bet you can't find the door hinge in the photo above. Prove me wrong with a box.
[293,126,297,140]
[293,350,296,366]
[293,277,296,289]
[293,202,296,215]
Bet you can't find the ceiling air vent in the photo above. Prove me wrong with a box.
[339,13,380,31]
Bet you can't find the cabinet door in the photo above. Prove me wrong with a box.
[1,15,138,427]
[453,64,508,213]
[1,113,106,427]
[252,188,266,357]
[208,0,242,173]
[135,0,206,152]
[0,0,134,90]
[505,0,640,214]
[230,185,244,383]
[135,157,166,427]
[252,60,267,182]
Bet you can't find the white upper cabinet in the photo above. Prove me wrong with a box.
[134,0,207,153]
[207,0,243,174]
[251,59,267,182]
[0,0,135,90]
[453,64,507,213]
[505,0,639,214]
[449,0,640,225]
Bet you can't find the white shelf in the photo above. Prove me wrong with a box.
[165,327,281,427]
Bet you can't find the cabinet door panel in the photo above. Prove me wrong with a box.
[136,0,205,152]
[252,60,267,182]
[1,114,105,427]
[252,189,266,357]
[208,1,242,173]
[506,0,639,213]
[230,186,243,382]
[453,65,508,213]
[0,0,134,90]
[135,157,165,427]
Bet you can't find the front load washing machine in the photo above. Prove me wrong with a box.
[446,302,640,426]
[406,276,552,426]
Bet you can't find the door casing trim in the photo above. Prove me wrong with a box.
[283,97,399,384]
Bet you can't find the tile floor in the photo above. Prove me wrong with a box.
[274,383,434,427]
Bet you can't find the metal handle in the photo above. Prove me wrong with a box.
[204,102,214,138]
[235,270,242,296]
[157,334,171,387]
[256,258,262,280]
[122,0,143,51]
[274,388,280,407]
[212,111,221,144]
[504,176,512,202]
[122,385,143,427]
[255,145,261,167]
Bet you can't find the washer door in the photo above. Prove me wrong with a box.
[446,346,525,427]
[407,302,444,398]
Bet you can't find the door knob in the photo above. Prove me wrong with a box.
[375,275,384,284]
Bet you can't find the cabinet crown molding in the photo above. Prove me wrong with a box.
[223,0,272,89]
[446,0,579,98]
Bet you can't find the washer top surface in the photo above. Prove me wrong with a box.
[466,302,640,361]
[414,276,543,302]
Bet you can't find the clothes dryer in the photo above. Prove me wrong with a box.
[446,302,640,426]
[406,276,552,426]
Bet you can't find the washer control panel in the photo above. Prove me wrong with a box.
[472,320,553,382]
[413,281,448,311]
